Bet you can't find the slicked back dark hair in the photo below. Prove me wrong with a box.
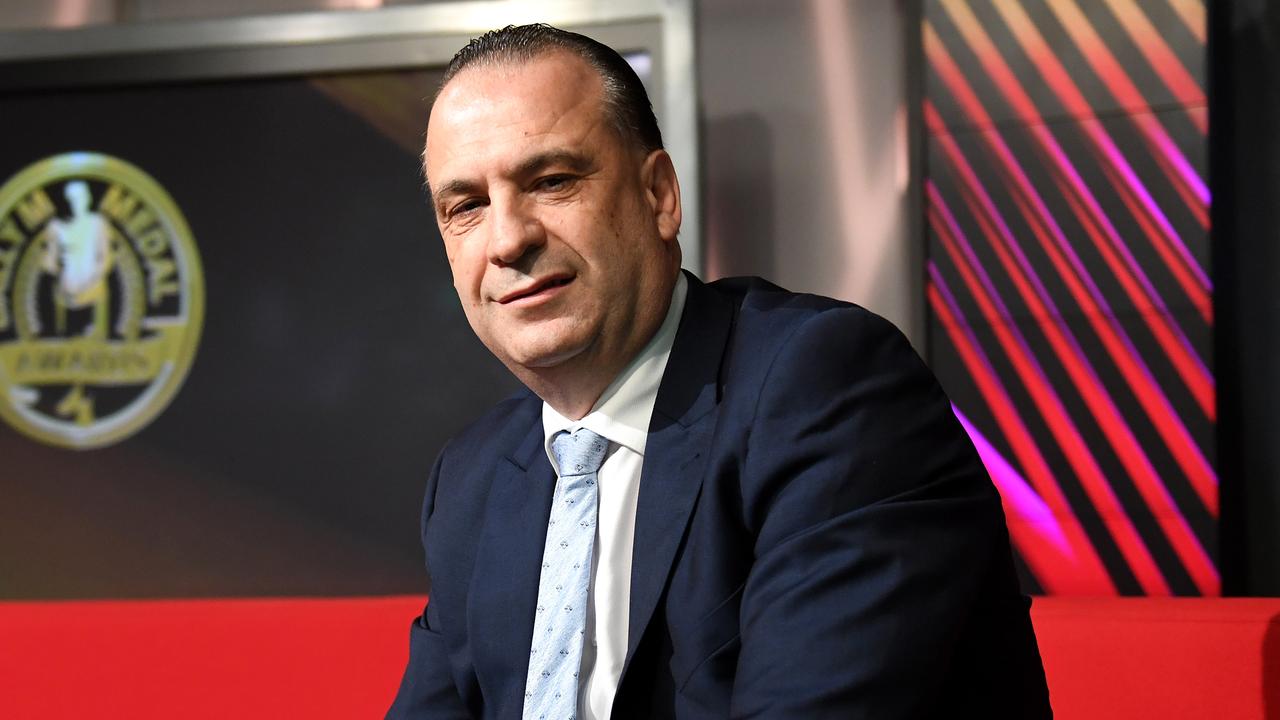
[438,23,664,154]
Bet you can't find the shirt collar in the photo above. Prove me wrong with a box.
[542,273,688,471]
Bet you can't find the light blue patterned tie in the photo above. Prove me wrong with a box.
[523,428,608,720]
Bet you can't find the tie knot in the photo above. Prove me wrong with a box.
[551,428,609,477]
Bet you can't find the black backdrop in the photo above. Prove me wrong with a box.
[1212,0,1280,596]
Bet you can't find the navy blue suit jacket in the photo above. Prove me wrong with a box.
[389,274,1051,718]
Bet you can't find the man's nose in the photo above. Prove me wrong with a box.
[486,197,545,266]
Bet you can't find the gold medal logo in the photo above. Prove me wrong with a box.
[0,153,204,449]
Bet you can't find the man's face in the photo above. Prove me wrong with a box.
[424,52,679,382]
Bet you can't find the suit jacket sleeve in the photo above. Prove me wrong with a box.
[730,306,1030,717]
[386,449,472,720]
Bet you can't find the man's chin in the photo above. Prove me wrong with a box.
[497,338,593,373]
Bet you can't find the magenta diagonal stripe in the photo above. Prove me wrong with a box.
[951,403,1071,557]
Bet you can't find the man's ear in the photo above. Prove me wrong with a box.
[641,149,682,244]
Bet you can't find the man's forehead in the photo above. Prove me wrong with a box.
[432,51,601,122]
[425,51,609,180]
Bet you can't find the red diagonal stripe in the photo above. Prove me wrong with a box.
[1102,0,1206,133]
[1166,0,1206,45]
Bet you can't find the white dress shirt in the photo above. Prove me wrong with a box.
[541,273,688,720]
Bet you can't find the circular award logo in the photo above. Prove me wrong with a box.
[0,153,204,449]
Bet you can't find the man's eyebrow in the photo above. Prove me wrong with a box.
[513,150,595,178]
[430,178,482,210]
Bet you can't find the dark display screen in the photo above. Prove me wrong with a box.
[0,67,523,599]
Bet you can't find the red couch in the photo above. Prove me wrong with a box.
[1,595,1277,718]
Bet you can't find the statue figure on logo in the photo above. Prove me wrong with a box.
[42,180,115,341]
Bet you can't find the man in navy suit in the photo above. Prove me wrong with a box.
[389,24,1051,719]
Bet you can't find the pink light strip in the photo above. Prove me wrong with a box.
[952,403,1071,557]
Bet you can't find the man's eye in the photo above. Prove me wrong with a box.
[450,199,485,217]
[537,175,574,191]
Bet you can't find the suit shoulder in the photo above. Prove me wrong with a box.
[707,275,909,355]
[439,388,541,466]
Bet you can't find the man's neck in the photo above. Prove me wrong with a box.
[527,366,624,421]
[521,272,686,420]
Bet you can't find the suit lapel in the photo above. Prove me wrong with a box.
[468,412,556,715]
[624,274,735,671]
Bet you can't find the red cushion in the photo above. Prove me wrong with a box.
[1031,597,1280,719]
[0,596,426,718]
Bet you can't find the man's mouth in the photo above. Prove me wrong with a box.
[497,275,574,304]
